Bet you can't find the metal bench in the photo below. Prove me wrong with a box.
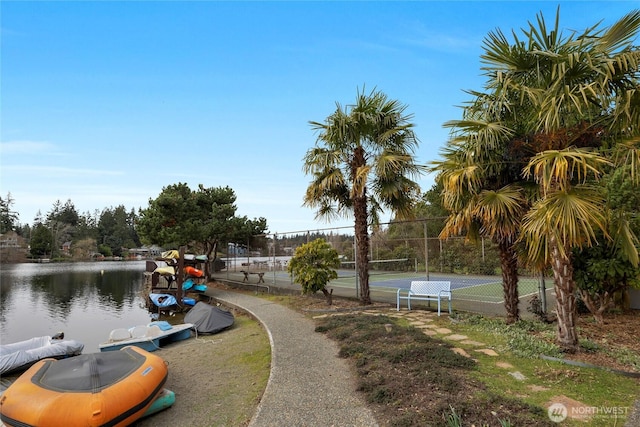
[396,280,452,316]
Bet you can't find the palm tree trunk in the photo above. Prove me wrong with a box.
[550,237,579,352]
[497,239,520,324]
[354,196,371,305]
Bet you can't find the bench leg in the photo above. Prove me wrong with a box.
[437,299,441,316]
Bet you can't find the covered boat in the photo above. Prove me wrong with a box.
[0,346,167,427]
[0,334,84,376]
[99,321,193,352]
[184,301,234,334]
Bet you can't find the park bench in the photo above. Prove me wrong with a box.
[396,280,452,316]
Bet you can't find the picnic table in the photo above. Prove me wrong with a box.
[241,270,265,283]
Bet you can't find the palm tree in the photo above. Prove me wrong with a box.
[434,8,640,347]
[303,88,424,304]
[520,149,613,348]
[477,8,640,351]
[431,101,530,324]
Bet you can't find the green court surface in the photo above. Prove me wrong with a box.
[329,271,543,304]
[451,278,541,303]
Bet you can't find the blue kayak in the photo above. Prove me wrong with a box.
[149,293,178,308]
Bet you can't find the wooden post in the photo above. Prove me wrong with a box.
[177,246,186,303]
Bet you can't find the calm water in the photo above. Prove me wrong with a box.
[0,261,154,355]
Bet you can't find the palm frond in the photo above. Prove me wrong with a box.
[524,148,612,193]
[473,185,527,238]
[599,10,640,53]
[609,210,640,267]
[439,206,475,239]
[521,185,607,260]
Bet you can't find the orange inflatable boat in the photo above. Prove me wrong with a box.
[0,346,168,427]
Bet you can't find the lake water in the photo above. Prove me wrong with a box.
[0,261,154,356]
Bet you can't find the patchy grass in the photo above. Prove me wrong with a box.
[315,314,553,426]
[432,313,640,427]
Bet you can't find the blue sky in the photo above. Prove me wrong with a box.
[1,1,637,235]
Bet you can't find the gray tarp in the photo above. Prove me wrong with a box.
[0,336,84,375]
[184,302,234,334]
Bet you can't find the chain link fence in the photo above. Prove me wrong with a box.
[213,219,553,317]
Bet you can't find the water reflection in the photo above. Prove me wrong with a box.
[0,261,153,354]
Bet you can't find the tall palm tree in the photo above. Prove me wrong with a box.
[520,149,612,348]
[303,88,424,304]
[431,100,530,324]
[434,8,640,347]
[479,8,640,351]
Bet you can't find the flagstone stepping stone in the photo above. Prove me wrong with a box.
[546,395,593,422]
[460,340,486,347]
[527,385,550,392]
[452,347,471,358]
[496,361,514,369]
[435,328,452,334]
[413,323,437,330]
[443,334,468,341]
[418,324,438,329]
[421,329,438,336]
[409,321,428,326]
[475,348,499,356]
[509,371,527,381]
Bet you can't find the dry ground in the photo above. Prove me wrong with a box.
[133,310,270,427]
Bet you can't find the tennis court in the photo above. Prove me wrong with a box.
[219,258,545,305]
[329,270,542,304]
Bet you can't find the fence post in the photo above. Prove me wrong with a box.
[423,222,430,280]
[539,272,547,313]
[273,233,277,284]
[354,232,359,299]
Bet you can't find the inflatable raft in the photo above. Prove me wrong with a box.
[0,346,168,427]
